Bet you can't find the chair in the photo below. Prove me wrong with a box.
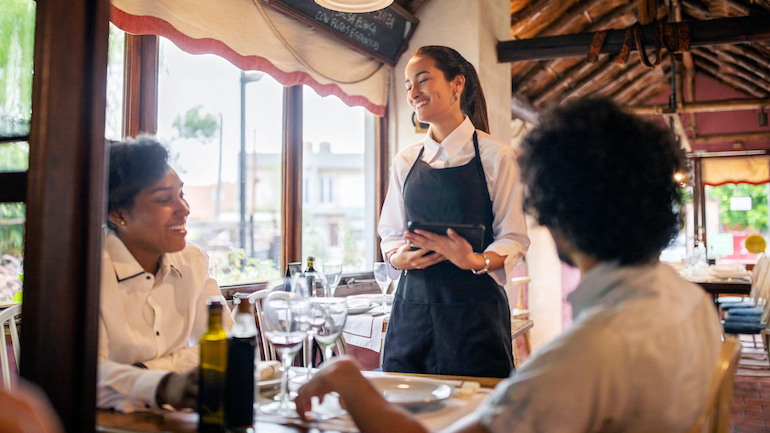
[719,253,768,314]
[723,265,770,352]
[686,338,742,433]
[510,276,532,363]
[0,304,21,391]
[241,289,278,362]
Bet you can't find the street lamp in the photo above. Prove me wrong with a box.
[240,70,264,252]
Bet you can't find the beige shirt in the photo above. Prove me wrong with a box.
[96,232,233,412]
[478,261,722,433]
[378,117,530,286]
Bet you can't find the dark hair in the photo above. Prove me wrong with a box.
[107,136,170,231]
[520,98,687,265]
[413,46,489,133]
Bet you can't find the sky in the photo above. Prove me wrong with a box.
[154,39,367,186]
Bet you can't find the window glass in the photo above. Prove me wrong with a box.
[0,0,34,302]
[157,38,283,284]
[105,23,125,141]
[301,86,375,273]
[0,0,35,137]
[660,186,692,264]
[705,183,768,264]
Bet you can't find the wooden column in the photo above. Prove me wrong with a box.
[281,86,302,269]
[22,0,109,430]
[122,34,159,138]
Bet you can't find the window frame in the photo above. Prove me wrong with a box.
[119,37,389,288]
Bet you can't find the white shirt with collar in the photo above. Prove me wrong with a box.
[96,231,233,412]
[378,116,530,286]
[477,261,722,433]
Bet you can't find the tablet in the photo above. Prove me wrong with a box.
[407,221,486,253]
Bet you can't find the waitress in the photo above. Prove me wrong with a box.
[379,46,530,378]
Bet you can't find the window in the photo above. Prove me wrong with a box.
[301,86,375,273]
[105,24,125,141]
[0,0,35,303]
[156,38,284,284]
[704,183,768,264]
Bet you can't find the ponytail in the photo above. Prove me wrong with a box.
[413,46,490,133]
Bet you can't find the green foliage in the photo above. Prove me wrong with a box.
[172,106,219,142]
[0,0,35,135]
[214,248,279,284]
[338,226,362,269]
[0,141,28,170]
[0,203,25,256]
[708,183,769,233]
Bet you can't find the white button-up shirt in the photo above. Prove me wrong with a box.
[378,117,530,285]
[97,232,233,412]
[478,261,722,433]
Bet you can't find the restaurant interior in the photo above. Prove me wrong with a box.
[1,0,770,431]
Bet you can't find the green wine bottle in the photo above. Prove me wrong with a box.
[198,298,228,433]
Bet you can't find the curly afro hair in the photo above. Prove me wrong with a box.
[107,136,170,231]
[520,98,687,265]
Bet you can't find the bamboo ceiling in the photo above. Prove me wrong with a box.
[507,0,770,113]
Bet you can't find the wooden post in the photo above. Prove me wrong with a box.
[123,34,159,138]
[638,0,657,25]
[22,0,109,430]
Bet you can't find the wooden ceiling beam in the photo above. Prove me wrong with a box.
[626,71,670,105]
[612,65,667,102]
[695,48,770,93]
[638,0,658,24]
[555,58,624,104]
[693,57,767,97]
[633,97,770,115]
[530,58,604,106]
[512,1,638,97]
[691,131,770,144]
[597,60,649,97]
[498,15,770,63]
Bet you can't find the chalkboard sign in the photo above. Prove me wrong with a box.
[268,0,419,66]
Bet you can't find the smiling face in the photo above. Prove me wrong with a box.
[405,55,465,139]
[109,168,190,273]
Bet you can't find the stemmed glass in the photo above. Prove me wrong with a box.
[288,277,323,384]
[312,298,348,364]
[260,291,310,416]
[322,263,342,297]
[373,262,391,312]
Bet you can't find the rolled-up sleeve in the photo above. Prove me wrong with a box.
[483,145,530,286]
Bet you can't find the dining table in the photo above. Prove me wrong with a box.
[96,371,503,433]
[691,278,751,305]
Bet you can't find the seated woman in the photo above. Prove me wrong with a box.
[97,136,233,412]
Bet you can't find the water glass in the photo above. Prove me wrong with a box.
[322,263,342,297]
[260,291,310,416]
[373,262,391,311]
[312,298,348,364]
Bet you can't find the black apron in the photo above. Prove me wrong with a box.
[382,132,514,378]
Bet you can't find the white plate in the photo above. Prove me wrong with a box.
[348,294,394,306]
[347,302,376,315]
[367,376,452,408]
[257,365,295,390]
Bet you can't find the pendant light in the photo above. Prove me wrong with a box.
[314,0,394,13]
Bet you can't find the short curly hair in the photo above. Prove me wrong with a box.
[107,136,170,231]
[520,98,687,265]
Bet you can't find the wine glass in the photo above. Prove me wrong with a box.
[260,291,310,416]
[322,263,342,297]
[287,276,322,384]
[312,298,348,364]
[373,262,391,311]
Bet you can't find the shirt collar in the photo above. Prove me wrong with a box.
[566,260,658,318]
[422,116,476,163]
[105,231,181,281]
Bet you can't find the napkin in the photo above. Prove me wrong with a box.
[258,361,281,381]
[347,298,373,309]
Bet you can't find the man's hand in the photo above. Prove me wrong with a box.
[156,368,198,409]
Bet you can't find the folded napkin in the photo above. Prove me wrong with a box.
[258,361,281,381]
[342,313,387,351]
[347,298,373,309]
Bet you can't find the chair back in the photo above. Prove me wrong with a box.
[240,289,279,362]
[0,303,22,391]
[687,338,742,433]
[752,253,770,304]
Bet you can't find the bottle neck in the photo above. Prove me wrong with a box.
[207,310,223,332]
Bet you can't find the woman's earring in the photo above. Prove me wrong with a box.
[454,93,459,102]
[120,221,126,226]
